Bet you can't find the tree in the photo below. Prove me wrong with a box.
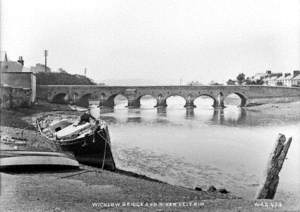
[226,79,236,85]
[245,77,252,85]
[255,78,264,85]
[236,73,246,85]
[58,68,68,73]
[36,72,96,85]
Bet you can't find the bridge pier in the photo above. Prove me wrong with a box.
[213,100,225,109]
[69,93,79,105]
[184,98,196,109]
[127,98,141,109]
[155,97,167,108]
[213,94,225,109]
[99,98,114,109]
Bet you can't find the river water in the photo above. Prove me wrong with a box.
[98,96,300,201]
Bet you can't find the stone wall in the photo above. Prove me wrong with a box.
[0,72,36,103]
[0,86,32,109]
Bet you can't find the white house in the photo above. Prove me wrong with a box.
[291,74,300,87]
[264,75,281,86]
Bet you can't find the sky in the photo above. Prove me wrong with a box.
[1,0,300,85]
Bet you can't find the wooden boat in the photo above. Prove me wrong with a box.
[68,104,88,112]
[36,117,116,171]
[0,150,79,172]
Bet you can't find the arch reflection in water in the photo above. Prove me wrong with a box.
[157,107,167,117]
[139,95,156,108]
[114,94,128,109]
[185,109,195,118]
[209,108,247,125]
[126,109,142,123]
[127,117,142,123]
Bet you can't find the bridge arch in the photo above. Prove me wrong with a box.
[77,93,92,107]
[104,93,128,108]
[137,94,156,108]
[52,93,68,104]
[224,92,247,107]
[194,94,217,108]
[166,94,186,108]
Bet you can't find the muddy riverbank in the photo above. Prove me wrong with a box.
[1,101,299,211]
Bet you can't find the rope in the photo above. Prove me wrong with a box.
[95,131,109,170]
[59,168,102,179]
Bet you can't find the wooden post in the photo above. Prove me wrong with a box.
[256,134,292,199]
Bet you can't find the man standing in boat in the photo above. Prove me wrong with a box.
[79,109,96,125]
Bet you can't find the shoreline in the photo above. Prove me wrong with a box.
[1,101,299,211]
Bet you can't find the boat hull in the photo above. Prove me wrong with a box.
[57,126,116,170]
[37,117,116,171]
[0,150,79,172]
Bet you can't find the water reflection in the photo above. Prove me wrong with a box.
[156,107,167,116]
[185,109,195,118]
[96,100,300,201]
[208,107,247,126]
[183,107,247,126]
[127,117,142,123]
[100,99,299,127]
[101,107,249,127]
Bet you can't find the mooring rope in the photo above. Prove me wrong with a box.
[59,168,102,179]
[95,131,108,170]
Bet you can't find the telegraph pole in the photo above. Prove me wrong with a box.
[44,50,48,72]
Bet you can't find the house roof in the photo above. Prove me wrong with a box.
[293,75,300,80]
[276,75,285,80]
[284,75,294,80]
[265,75,280,81]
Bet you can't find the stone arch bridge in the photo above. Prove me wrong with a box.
[37,85,300,109]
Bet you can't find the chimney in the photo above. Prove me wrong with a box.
[266,70,272,75]
[284,73,291,77]
[293,70,300,77]
[17,56,24,66]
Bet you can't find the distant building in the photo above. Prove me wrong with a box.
[0,53,29,72]
[251,72,268,81]
[186,81,204,86]
[30,63,51,73]
[0,72,36,103]
[0,53,36,103]
[263,70,300,87]
[262,70,282,86]
[291,70,300,87]
[209,81,223,85]
[276,73,291,86]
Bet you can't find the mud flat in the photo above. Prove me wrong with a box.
[246,101,300,120]
[0,101,299,211]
